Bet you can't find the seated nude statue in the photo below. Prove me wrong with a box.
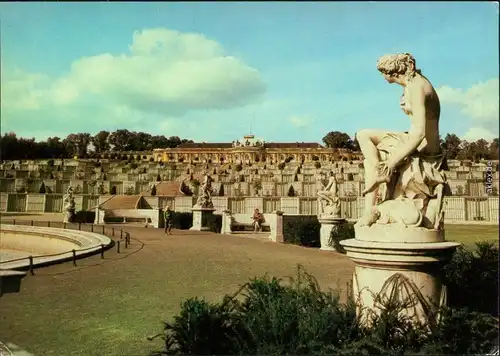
[317,171,341,216]
[356,53,448,228]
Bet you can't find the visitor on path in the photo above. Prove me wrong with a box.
[164,206,173,235]
[252,208,264,232]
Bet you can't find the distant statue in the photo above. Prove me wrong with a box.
[63,186,76,223]
[194,173,214,209]
[317,171,341,218]
[355,53,449,229]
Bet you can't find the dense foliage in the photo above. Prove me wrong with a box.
[0,130,194,160]
[170,212,222,233]
[284,218,321,247]
[443,242,499,316]
[149,266,499,355]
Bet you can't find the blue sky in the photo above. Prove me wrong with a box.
[1,2,498,143]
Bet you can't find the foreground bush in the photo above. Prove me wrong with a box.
[443,241,498,316]
[149,266,498,355]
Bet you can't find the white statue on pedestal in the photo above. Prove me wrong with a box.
[317,171,341,218]
[194,172,214,209]
[355,53,449,230]
[63,186,76,223]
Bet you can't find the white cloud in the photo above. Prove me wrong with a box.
[0,28,266,137]
[289,115,315,128]
[462,127,497,142]
[437,78,499,140]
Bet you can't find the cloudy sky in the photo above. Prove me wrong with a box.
[1,2,498,143]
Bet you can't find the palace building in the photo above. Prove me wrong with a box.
[152,135,362,164]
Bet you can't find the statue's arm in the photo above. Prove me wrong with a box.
[387,88,426,168]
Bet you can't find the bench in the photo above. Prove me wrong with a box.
[96,208,159,228]
[229,213,271,232]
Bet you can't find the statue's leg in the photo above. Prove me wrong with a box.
[355,129,390,227]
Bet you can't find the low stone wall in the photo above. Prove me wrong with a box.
[0,224,113,270]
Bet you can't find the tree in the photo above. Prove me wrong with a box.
[108,129,134,152]
[322,131,355,150]
[489,138,499,160]
[218,184,225,197]
[151,185,157,196]
[287,185,296,197]
[92,131,110,153]
[442,133,461,159]
[39,182,46,194]
[475,139,490,160]
[63,133,91,157]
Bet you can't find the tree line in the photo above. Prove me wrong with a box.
[0,129,498,161]
[321,131,499,161]
[0,130,194,160]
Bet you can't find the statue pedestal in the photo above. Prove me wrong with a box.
[318,216,346,251]
[190,208,216,231]
[340,225,460,327]
[63,209,75,223]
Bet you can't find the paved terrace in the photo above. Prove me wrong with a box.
[0,213,355,356]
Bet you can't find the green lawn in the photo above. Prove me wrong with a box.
[445,224,499,250]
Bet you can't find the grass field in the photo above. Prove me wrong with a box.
[0,216,497,356]
[445,224,499,249]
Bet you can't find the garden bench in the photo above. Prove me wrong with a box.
[229,213,271,232]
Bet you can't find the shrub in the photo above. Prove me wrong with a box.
[39,182,47,194]
[443,242,499,316]
[218,184,225,197]
[171,212,193,229]
[150,266,499,356]
[284,218,321,247]
[151,185,157,196]
[235,164,243,172]
[156,174,161,182]
[327,223,355,254]
[202,213,222,233]
[287,185,295,197]
[74,210,95,223]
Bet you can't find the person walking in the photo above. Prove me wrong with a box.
[164,206,173,235]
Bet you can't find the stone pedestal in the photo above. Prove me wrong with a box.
[340,225,460,326]
[190,208,216,231]
[269,211,284,243]
[318,216,346,251]
[221,210,233,234]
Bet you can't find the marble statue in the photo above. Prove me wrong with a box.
[317,171,341,218]
[63,186,76,223]
[194,173,214,209]
[355,53,449,230]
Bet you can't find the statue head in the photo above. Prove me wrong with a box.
[376,53,420,84]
